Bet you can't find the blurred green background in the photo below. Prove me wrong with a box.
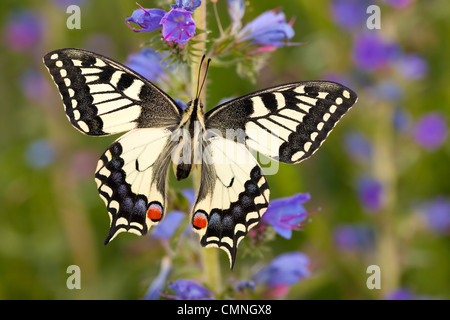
[0,0,448,299]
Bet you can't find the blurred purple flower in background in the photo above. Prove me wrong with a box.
[383,288,415,300]
[392,107,412,133]
[383,0,414,9]
[412,112,447,151]
[352,32,400,72]
[370,80,403,101]
[24,139,56,169]
[395,53,429,79]
[125,49,169,82]
[344,131,373,163]
[333,224,375,252]
[20,69,52,104]
[331,0,369,31]
[237,9,295,50]
[420,198,450,235]
[261,193,310,239]
[150,210,185,239]
[3,10,44,52]
[357,176,385,213]
[168,279,214,300]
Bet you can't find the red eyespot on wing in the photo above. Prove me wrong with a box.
[147,203,163,222]
[192,211,208,230]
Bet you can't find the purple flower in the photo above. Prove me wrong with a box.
[125,49,168,82]
[395,53,428,79]
[383,0,414,9]
[172,0,201,11]
[251,252,310,287]
[161,8,196,44]
[392,107,412,133]
[150,210,185,239]
[331,0,369,31]
[352,32,400,72]
[333,224,375,252]
[168,280,214,300]
[126,8,166,33]
[344,131,372,163]
[21,69,52,103]
[370,80,403,101]
[420,198,450,235]
[237,9,295,48]
[261,193,310,239]
[357,176,385,213]
[3,10,44,52]
[412,113,447,151]
[383,288,415,300]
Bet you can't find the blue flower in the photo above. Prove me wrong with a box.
[168,279,214,300]
[124,48,168,82]
[237,9,295,48]
[343,131,372,163]
[261,193,310,239]
[357,176,385,213]
[412,112,447,151]
[383,288,415,300]
[125,2,199,44]
[420,198,450,235]
[383,0,414,9]
[24,139,56,169]
[150,210,185,239]
[161,8,197,44]
[172,0,201,11]
[251,252,310,286]
[126,8,166,33]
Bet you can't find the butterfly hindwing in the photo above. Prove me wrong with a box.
[191,136,270,268]
[205,81,357,164]
[43,48,181,136]
[95,127,176,243]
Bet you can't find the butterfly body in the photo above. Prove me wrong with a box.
[43,48,357,268]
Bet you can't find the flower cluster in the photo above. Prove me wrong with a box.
[126,1,201,44]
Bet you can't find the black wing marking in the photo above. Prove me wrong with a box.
[191,136,269,269]
[43,48,182,136]
[94,128,175,243]
[205,81,357,164]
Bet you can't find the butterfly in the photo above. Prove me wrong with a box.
[43,48,357,268]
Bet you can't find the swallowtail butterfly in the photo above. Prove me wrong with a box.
[43,48,357,268]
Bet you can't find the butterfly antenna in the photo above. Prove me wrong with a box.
[195,55,211,102]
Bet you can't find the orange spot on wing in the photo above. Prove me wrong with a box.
[193,212,208,230]
[147,204,162,221]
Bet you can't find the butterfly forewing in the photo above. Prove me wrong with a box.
[205,81,357,164]
[43,48,182,135]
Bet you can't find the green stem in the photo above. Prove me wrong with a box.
[373,101,400,295]
[191,1,222,295]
